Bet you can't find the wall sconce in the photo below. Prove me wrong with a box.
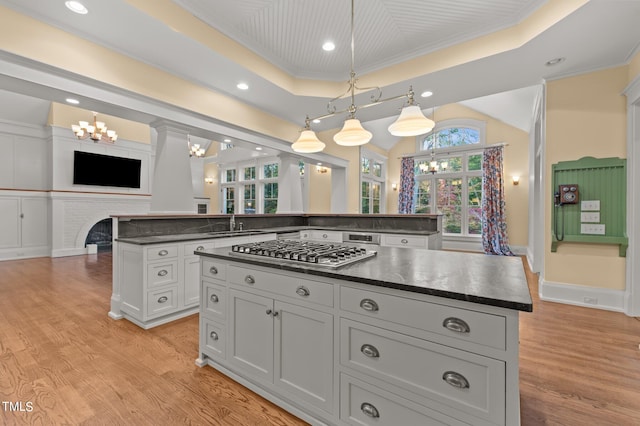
[512,176,520,186]
[392,183,398,191]
[204,177,214,184]
[316,165,329,174]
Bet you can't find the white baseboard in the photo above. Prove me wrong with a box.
[51,247,88,258]
[0,246,50,261]
[540,280,625,312]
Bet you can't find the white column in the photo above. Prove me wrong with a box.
[277,154,303,213]
[331,166,348,213]
[149,121,195,213]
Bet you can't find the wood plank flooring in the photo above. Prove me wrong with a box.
[1,253,639,425]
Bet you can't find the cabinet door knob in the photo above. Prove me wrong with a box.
[360,402,379,418]
[158,249,169,256]
[209,331,219,341]
[196,246,205,251]
[273,311,279,318]
[245,275,255,284]
[359,298,379,312]
[210,294,219,303]
[443,317,470,334]
[401,238,408,244]
[360,344,380,358]
[296,286,310,297]
[442,371,470,389]
[157,296,168,303]
[266,309,272,316]
[209,266,218,275]
[157,269,168,277]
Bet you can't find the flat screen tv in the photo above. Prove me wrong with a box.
[73,151,141,189]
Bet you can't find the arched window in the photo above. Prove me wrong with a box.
[413,119,485,237]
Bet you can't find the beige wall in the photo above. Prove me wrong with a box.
[386,104,530,247]
[545,66,628,290]
[308,166,333,213]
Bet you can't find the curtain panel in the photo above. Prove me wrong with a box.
[481,146,514,255]
[398,157,415,214]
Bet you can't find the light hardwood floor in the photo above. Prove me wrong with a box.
[1,253,639,425]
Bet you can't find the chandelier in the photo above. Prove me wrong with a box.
[188,134,205,157]
[291,0,435,154]
[71,112,118,143]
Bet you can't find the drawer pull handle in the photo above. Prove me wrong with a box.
[245,275,255,284]
[443,317,470,334]
[296,286,310,297]
[210,294,219,303]
[196,246,205,251]
[322,233,328,238]
[158,249,169,256]
[359,298,379,312]
[401,238,408,244]
[360,402,379,418]
[209,331,219,341]
[209,266,218,275]
[157,269,168,277]
[442,371,470,389]
[361,344,379,358]
[157,296,168,304]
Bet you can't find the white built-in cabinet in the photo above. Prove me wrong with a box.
[118,233,275,329]
[0,193,49,260]
[197,257,521,426]
[299,229,441,250]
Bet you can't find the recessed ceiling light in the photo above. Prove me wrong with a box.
[317,162,323,166]
[65,98,80,105]
[255,147,263,151]
[322,41,335,52]
[223,138,231,143]
[65,1,88,14]
[312,118,321,124]
[236,82,249,90]
[421,91,433,98]
[545,57,565,66]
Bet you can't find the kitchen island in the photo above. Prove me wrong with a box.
[195,242,532,426]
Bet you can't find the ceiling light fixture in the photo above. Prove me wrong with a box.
[71,111,117,143]
[545,57,565,66]
[418,108,446,174]
[188,134,205,157]
[237,82,249,90]
[65,1,88,14]
[322,41,335,51]
[65,98,80,105]
[292,0,434,153]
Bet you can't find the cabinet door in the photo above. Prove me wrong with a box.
[274,301,334,413]
[228,289,274,382]
[20,198,48,247]
[0,198,20,248]
[183,256,201,307]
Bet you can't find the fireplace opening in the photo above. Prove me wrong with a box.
[85,218,113,253]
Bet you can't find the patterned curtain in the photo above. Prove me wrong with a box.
[398,157,415,214]
[481,146,514,255]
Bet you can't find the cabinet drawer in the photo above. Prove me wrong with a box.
[340,286,506,350]
[202,259,227,281]
[228,265,333,307]
[341,319,505,424]
[147,286,178,317]
[203,281,226,320]
[381,234,427,248]
[201,317,225,359]
[146,261,178,288]
[307,230,343,242]
[340,373,470,426]
[146,244,178,260]
[184,240,215,254]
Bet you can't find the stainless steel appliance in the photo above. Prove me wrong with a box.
[342,231,381,245]
[231,239,377,268]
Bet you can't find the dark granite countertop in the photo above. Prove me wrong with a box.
[196,245,533,312]
[116,226,438,245]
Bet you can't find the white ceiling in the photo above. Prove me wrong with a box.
[0,0,639,153]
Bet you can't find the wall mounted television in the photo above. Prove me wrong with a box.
[73,151,141,189]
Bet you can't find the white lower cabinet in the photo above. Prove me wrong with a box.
[0,194,49,260]
[197,258,521,426]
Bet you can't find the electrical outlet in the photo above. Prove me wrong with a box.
[583,297,598,305]
[580,212,600,222]
[581,224,606,235]
[581,200,600,211]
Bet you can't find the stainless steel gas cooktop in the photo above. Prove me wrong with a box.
[230,240,377,268]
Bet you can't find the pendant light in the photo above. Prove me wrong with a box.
[388,90,435,136]
[291,117,326,153]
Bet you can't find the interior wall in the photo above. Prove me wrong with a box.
[308,166,333,213]
[385,103,530,247]
[545,66,628,291]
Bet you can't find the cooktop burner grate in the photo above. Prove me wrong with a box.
[230,240,377,268]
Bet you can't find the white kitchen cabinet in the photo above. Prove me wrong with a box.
[300,229,343,242]
[380,232,431,249]
[0,194,49,260]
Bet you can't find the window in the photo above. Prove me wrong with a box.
[219,158,280,214]
[262,162,278,213]
[414,120,485,236]
[361,149,386,214]
[243,184,256,214]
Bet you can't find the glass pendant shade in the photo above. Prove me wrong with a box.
[334,118,372,146]
[292,129,326,153]
[388,105,435,136]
